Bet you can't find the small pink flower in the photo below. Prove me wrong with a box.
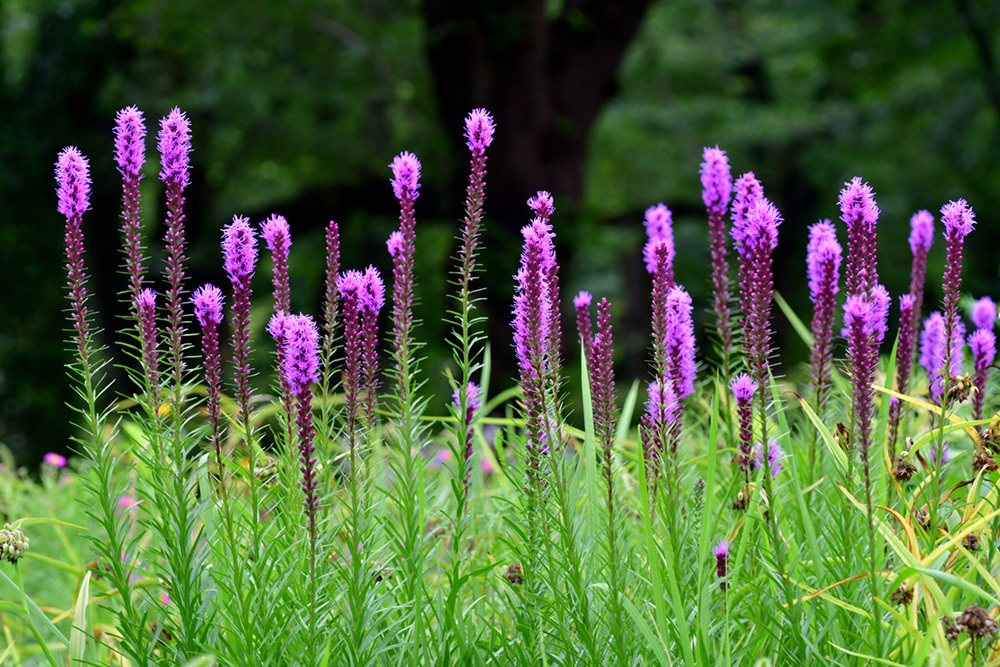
[43,452,67,468]
[160,591,171,606]
[480,457,496,475]
[436,449,453,464]
[118,495,138,510]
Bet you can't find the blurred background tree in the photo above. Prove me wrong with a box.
[1,0,998,465]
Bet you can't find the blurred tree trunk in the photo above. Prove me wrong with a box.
[423,0,654,227]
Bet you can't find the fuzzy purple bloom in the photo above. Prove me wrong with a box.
[840,177,880,298]
[702,147,733,358]
[574,290,594,360]
[751,439,783,477]
[909,210,934,255]
[114,106,146,179]
[642,203,675,276]
[386,231,404,258]
[260,214,292,315]
[940,202,976,393]
[135,288,160,395]
[921,312,966,402]
[282,314,322,534]
[390,151,421,203]
[730,373,757,482]
[730,172,763,247]
[223,215,258,431]
[158,108,191,190]
[527,191,555,221]
[464,108,495,151]
[969,328,995,425]
[338,270,367,439]
[57,147,93,364]
[807,221,842,416]
[640,378,678,480]
[452,382,483,413]
[907,210,934,325]
[972,297,997,331]
[223,216,258,280]
[192,284,224,327]
[737,198,782,390]
[713,540,730,588]
[664,286,696,401]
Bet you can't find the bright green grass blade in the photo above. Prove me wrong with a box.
[69,571,90,665]
[580,347,600,546]
[622,597,672,666]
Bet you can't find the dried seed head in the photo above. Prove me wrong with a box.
[892,457,917,482]
[891,586,913,606]
[505,563,524,585]
[957,605,998,638]
[962,532,981,552]
[973,451,999,473]
[732,488,748,512]
[943,617,962,642]
[915,509,931,530]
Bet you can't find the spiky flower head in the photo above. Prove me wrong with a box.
[970,328,996,366]
[751,439,784,477]
[664,286,696,400]
[114,105,146,178]
[390,151,421,202]
[712,540,730,586]
[972,297,997,331]
[281,314,320,395]
[573,290,592,309]
[386,230,404,258]
[260,214,290,254]
[920,312,966,400]
[730,171,763,245]
[527,191,555,220]
[360,265,385,314]
[941,199,976,240]
[464,108,496,151]
[267,310,290,342]
[158,107,191,189]
[909,210,934,254]
[645,378,678,424]
[729,373,757,405]
[807,221,842,302]
[56,147,91,220]
[452,382,483,412]
[191,284,224,327]
[222,215,257,280]
[643,203,674,274]
[700,146,732,215]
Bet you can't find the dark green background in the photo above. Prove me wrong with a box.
[3,0,999,465]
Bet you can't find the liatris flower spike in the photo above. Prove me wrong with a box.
[972,297,997,331]
[457,108,495,290]
[453,381,483,492]
[730,373,757,481]
[839,177,880,298]
[222,215,258,427]
[591,298,617,458]
[701,147,733,354]
[738,198,782,388]
[159,109,191,376]
[908,210,934,323]
[58,147,94,363]
[640,378,678,480]
[889,294,917,450]
[135,288,160,395]
[323,220,341,341]
[806,221,842,415]
[281,314,322,530]
[940,200,976,399]
[751,439,784,477]
[115,106,147,303]
[192,285,225,460]
[643,203,675,278]
[730,172,762,247]
[574,291,594,361]
[844,290,888,480]
[663,286,696,402]
[261,214,292,315]
[969,327,996,425]
[712,540,730,590]
[921,312,965,402]
[360,266,385,425]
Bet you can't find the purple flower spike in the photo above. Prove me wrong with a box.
[390,151,421,203]
[192,284,224,327]
[970,328,996,425]
[260,214,292,315]
[57,147,93,365]
[464,108,495,151]
[806,221,842,417]
[840,176,880,298]
[281,314,322,536]
[192,284,225,469]
[889,294,918,449]
[338,270,367,443]
[323,221,341,340]
[909,210,934,256]
[730,172,763,247]
[713,540,730,588]
[730,372,757,484]
[702,146,734,359]
[939,200,975,406]
[114,106,146,179]
[57,147,92,220]
[941,199,976,240]
[751,439,783,477]
[574,290,594,361]
[158,108,191,190]
[513,207,562,470]
[223,216,258,280]
[453,381,483,492]
[591,298,618,464]
[267,311,291,344]
[387,230,404,258]
[737,197,782,391]
[922,312,965,402]
[527,191,555,221]
[642,203,675,276]
[135,288,160,395]
[664,286,696,401]
[972,297,997,331]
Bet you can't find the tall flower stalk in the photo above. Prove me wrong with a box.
[574,290,594,362]
[806,221,842,474]
[970,298,997,430]
[261,214,293,442]
[840,177,880,298]
[701,146,733,371]
[192,285,225,484]
[115,106,147,307]
[844,287,889,649]
[888,294,917,455]
[58,146,153,665]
